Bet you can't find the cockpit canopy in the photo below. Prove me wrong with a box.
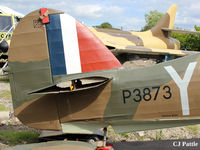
[0,15,13,32]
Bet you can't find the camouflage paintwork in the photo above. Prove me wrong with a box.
[89,4,197,57]
[4,140,96,150]
[7,8,200,136]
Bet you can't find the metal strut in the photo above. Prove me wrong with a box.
[103,127,107,147]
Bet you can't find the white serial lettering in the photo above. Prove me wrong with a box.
[164,62,197,116]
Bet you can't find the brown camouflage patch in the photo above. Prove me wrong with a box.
[14,80,112,129]
[95,28,132,35]
[15,95,61,130]
[58,80,112,123]
[95,28,144,46]
[134,56,200,120]
[9,9,63,62]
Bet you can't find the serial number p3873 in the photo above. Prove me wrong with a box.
[122,86,172,104]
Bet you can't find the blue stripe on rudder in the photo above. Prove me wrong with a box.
[46,14,67,76]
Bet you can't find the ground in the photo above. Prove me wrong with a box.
[0,59,200,149]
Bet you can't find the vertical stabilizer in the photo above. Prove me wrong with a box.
[7,9,121,130]
[150,4,178,36]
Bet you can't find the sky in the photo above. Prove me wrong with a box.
[0,0,200,31]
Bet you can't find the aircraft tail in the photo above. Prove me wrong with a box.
[150,4,177,36]
[7,9,121,130]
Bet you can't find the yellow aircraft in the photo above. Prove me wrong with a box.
[0,6,24,68]
[90,4,200,61]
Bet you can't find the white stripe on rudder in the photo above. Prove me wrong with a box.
[60,14,81,74]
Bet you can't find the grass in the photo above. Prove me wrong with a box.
[137,136,145,141]
[120,133,131,138]
[187,125,199,135]
[0,90,11,100]
[0,75,9,83]
[0,104,8,111]
[0,130,40,146]
[155,130,163,140]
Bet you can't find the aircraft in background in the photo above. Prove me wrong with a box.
[5,7,200,149]
[0,6,24,72]
[90,4,200,63]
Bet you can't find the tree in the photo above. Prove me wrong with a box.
[95,22,120,30]
[99,22,113,29]
[141,10,164,31]
[171,25,200,51]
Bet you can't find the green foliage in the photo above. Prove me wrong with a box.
[171,26,200,51]
[0,130,39,146]
[0,75,9,82]
[137,136,145,141]
[99,22,113,29]
[120,132,131,138]
[0,104,8,111]
[195,25,200,31]
[155,130,163,140]
[95,22,120,30]
[187,125,199,135]
[141,10,164,31]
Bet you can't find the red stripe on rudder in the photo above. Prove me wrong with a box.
[76,20,121,72]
